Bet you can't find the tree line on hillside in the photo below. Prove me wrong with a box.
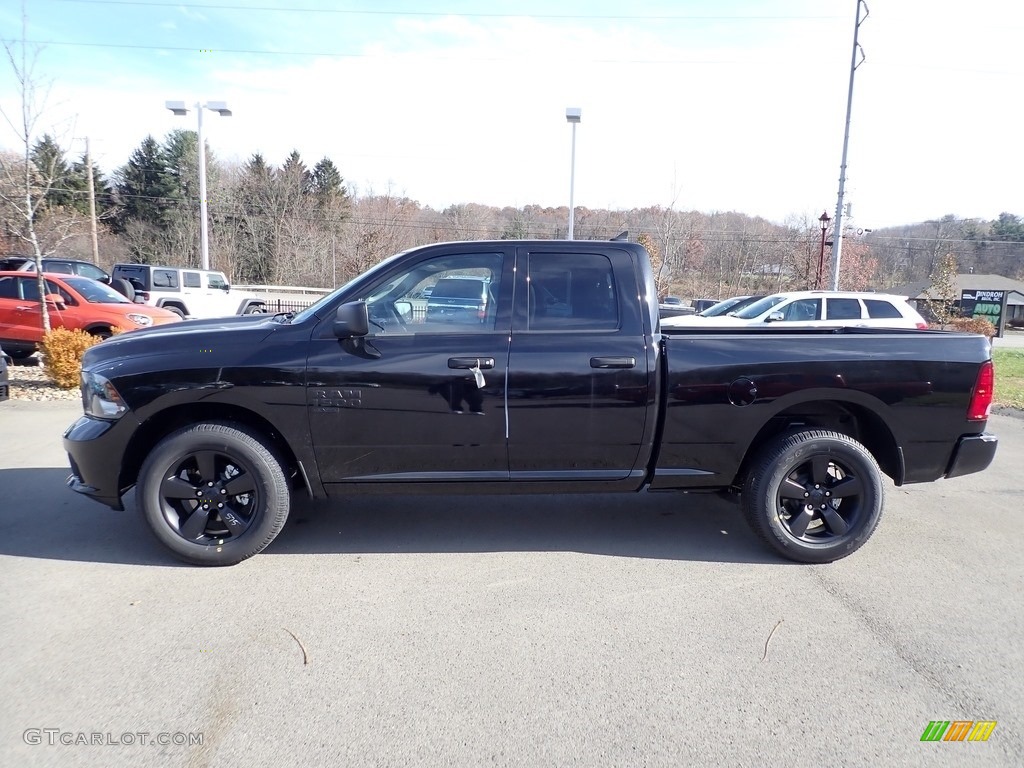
[2,131,1022,300]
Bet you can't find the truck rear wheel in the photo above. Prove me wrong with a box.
[136,423,290,566]
[741,430,883,563]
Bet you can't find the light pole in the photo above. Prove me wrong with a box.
[817,210,831,289]
[166,100,232,271]
[565,107,581,239]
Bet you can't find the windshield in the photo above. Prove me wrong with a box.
[731,295,787,319]
[700,296,748,317]
[64,277,131,304]
[290,246,422,324]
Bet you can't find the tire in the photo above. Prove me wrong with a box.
[164,306,186,319]
[136,423,290,566]
[111,277,135,301]
[89,327,114,340]
[243,304,265,315]
[741,429,884,564]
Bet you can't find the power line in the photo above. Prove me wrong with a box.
[54,0,843,22]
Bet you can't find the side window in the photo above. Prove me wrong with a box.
[0,276,18,299]
[827,298,862,320]
[207,273,228,289]
[865,299,903,319]
[781,298,821,322]
[19,277,41,301]
[45,279,73,304]
[183,271,202,288]
[44,261,74,274]
[77,264,108,281]
[152,269,178,290]
[528,253,618,331]
[360,252,504,334]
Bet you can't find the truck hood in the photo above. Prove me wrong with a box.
[82,314,279,367]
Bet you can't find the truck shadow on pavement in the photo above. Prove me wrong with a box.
[0,468,788,566]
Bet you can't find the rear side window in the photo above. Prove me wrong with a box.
[865,299,903,319]
[827,298,862,320]
[152,269,178,290]
[0,277,17,298]
[528,253,618,331]
[183,271,201,288]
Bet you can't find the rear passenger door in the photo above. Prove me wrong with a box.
[505,246,652,483]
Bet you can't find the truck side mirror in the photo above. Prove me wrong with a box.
[766,311,784,323]
[44,293,66,309]
[333,300,369,338]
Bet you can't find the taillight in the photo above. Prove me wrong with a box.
[967,360,994,421]
[916,321,929,330]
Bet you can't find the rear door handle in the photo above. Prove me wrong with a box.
[590,356,636,369]
[448,357,495,370]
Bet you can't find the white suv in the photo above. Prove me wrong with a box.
[661,291,929,330]
[111,264,266,319]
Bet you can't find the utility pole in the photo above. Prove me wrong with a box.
[831,0,869,291]
[85,137,99,264]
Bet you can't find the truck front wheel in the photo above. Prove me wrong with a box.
[136,423,290,566]
[741,430,884,564]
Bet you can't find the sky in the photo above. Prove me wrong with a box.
[0,0,1021,230]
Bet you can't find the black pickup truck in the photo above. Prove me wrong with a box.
[64,240,998,566]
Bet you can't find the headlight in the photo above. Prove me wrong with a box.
[126,313,153,326]
[80,371,128,420]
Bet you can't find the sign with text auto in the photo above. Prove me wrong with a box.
[960,289,1007,338]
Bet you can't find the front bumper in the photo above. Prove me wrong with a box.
[63,413,140,510]
[945,432,998,479]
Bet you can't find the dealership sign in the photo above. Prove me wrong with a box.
[960,289,1007,338]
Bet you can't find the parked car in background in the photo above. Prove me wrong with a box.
[662,291,929,330]
[0,272,182,358]
[690,298,718,313]
[111,263,266,319]
[425,275,494,325]
[658,296,695,319]
[0,256,136,299]
[698,295,765,318]
[0,342,9,402]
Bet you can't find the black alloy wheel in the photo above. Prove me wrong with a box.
[742,430,884,563]
[137,423,290,565]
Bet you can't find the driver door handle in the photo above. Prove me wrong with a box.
[448,357,495,370]
[590,356,635,369]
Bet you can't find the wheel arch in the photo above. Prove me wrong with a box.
[157,299,188,313]
[735,397,903,488]
[118,402,309,497]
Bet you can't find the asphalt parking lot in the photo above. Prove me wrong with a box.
[1,400,1022,767]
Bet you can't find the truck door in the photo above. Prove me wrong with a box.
[307,246,514,486]
[506,246,652,483]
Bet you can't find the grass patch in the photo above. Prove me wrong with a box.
[993,348,1024,409]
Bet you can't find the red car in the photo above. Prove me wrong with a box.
[0,271,181,359]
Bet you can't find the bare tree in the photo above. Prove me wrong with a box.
[0,22,83,331]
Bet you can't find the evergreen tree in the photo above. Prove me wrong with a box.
[280,150,311,195]
[310,157,347,211]
[113,135,174,233]
[30,134,74,209]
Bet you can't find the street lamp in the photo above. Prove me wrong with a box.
[565,107,581,240]
[165,100,232,271]
[817,210,831,289]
